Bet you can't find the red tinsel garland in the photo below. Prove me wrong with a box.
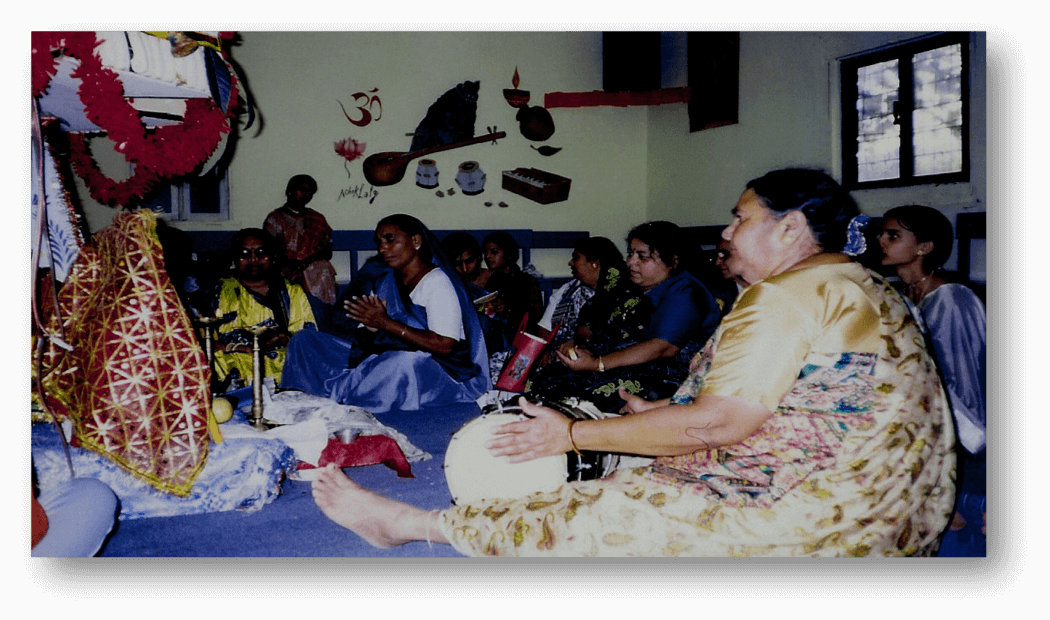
[31,31,238,207]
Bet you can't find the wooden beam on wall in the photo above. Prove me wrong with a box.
[543,87,690,109]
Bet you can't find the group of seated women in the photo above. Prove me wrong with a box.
[207,213,725,415]
[301,167,982,557]
[199,216,491,410]
[193,166,984,556]
[435,223,724,411]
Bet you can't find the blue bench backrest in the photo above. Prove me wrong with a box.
[181,228,589,304]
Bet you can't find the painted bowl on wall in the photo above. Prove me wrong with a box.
[503,88,531,108]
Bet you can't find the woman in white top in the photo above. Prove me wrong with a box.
[281,215,491,412]
[879,205,986,535]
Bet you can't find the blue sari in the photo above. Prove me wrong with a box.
[281,223,491,412]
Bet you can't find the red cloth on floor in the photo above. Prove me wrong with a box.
[299,435,414,478]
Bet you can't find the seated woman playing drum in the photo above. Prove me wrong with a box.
[526,221,721,411]
[310,168,957,557]
[280,214,491,412]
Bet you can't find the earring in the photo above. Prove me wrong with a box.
[916,250,925,256]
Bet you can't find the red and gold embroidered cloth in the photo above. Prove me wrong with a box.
[39,210,211,496]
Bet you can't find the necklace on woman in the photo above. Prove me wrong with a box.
[906,269,937,303]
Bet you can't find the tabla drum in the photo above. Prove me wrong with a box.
[444,397,620,505]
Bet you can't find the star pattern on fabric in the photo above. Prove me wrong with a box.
[39,210,211,496]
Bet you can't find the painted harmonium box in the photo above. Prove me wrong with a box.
[501,167,571,204]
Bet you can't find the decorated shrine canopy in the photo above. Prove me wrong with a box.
[31,32,248,495]
[31,31,245,208]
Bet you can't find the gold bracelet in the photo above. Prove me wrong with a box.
[567,419,583,455]
[597,356,605,372]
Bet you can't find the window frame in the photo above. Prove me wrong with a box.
[139,163,230,222]
[840,32,970,190]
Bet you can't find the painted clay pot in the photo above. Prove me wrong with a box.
[516,105,555,141]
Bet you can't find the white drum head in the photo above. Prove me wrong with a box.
[444,413,568,505]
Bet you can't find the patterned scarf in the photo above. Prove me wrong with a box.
[549,280,594,343]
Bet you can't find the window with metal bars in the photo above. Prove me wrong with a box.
[840,32,970,189]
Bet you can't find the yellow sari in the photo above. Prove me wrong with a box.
[212,277,316,386]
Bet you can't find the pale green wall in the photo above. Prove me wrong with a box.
[646,31,986,277]
[76,30,986,278]
[74,138,135,235]
[225,31,649,278]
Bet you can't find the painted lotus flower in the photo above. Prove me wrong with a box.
[334,137,366,162]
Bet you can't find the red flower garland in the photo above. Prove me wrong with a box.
[31,31,238,207]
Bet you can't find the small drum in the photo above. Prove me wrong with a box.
[444,397,620,505]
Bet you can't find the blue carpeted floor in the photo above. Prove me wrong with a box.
[936,493,987,557]
[96,402,482,558]
[90,398,986,558]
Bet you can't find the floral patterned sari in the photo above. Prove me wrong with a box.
[438,263,956,557]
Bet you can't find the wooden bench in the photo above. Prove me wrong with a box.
[181,228,590,303]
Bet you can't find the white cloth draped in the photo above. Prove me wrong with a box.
[32,125,83,281]
[100,31,213,92]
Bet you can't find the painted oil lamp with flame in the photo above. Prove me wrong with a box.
[503,67,530,108]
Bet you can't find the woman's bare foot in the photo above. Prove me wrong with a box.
[311,463,444,548]
[949,511,967,531]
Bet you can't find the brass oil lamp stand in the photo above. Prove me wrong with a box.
[195,316,223,368]
[195,318,281,430]
[246,325,281,430]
